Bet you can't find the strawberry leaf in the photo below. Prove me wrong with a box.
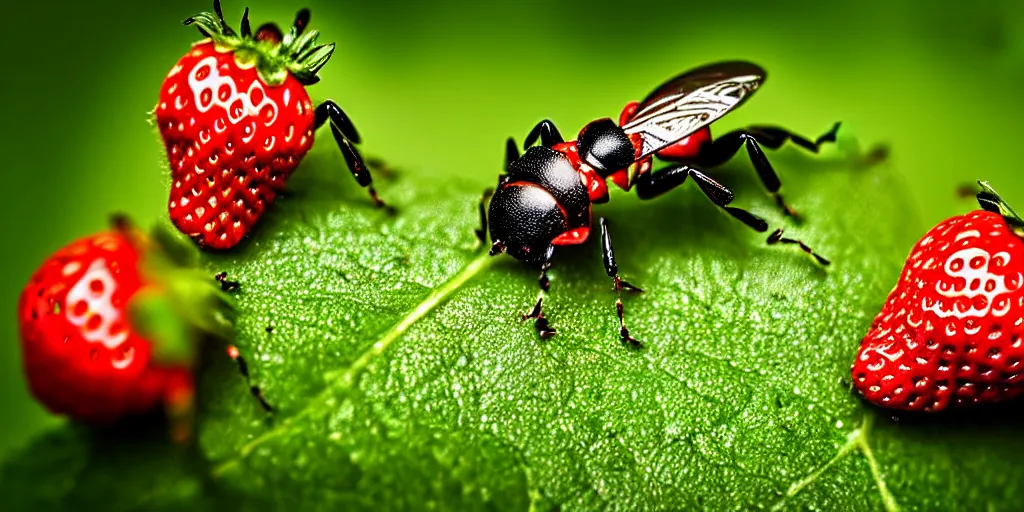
[6,141,1024,509]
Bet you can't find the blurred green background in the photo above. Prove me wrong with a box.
[1,0,1023,458]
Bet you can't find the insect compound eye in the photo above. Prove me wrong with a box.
[577,118,635,173]
[487,184,568,263]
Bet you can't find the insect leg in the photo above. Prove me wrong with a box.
[634,163,691,200]
[214,271,240,292]
[212,272,273,413]
[521,245,557,339]
[227,345,274,413]
[314,100,360,142]
[743,123,842,153]
[314,101,393,211]
[331,129,388,208]
[698,122,841,167]
[475,189,493,244]
[635,164,769,232]
[536,244,554,292]
[481,138,518,246]
[521,297,556,340]
[524,119,565,149]
[695,123,841,218]
[599,218,643,348]
[505,137,520,172]
[635,165,828,264]
[767,228,831,266]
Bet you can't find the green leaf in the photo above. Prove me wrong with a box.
[0,422,225,511]
[4,145,1024,510]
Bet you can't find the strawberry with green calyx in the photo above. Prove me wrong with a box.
[156,0,389,250]
[853,181,1024,412]
[17,217,244,441]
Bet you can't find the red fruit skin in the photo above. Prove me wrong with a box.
[853,211,1024,412]
[156,41,316,250]
[17,232,192,423]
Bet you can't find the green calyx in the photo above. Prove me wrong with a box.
[121,219,236,366]
[977,180,1024,235]
[184,1,334,86]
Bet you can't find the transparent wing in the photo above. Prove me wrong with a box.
[622,61,766,159]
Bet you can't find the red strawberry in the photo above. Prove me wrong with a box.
[17,220,234,440]
[156,1,386,250]
[853,182,1024,412]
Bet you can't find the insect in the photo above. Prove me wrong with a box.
[156,0,388,250]
[478,61,837,346]
[853,182,1024,412]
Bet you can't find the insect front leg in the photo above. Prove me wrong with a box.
[694,122,841,219]
[314,100,392,211]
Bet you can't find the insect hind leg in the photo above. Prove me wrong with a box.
[694,123,840,220]
[744,122,841,153]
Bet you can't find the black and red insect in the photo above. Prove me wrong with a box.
[477,61,839,346]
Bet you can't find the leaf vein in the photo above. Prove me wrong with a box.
[211,251,495,477]
[856,415,899,512]
[769,414,901,512]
